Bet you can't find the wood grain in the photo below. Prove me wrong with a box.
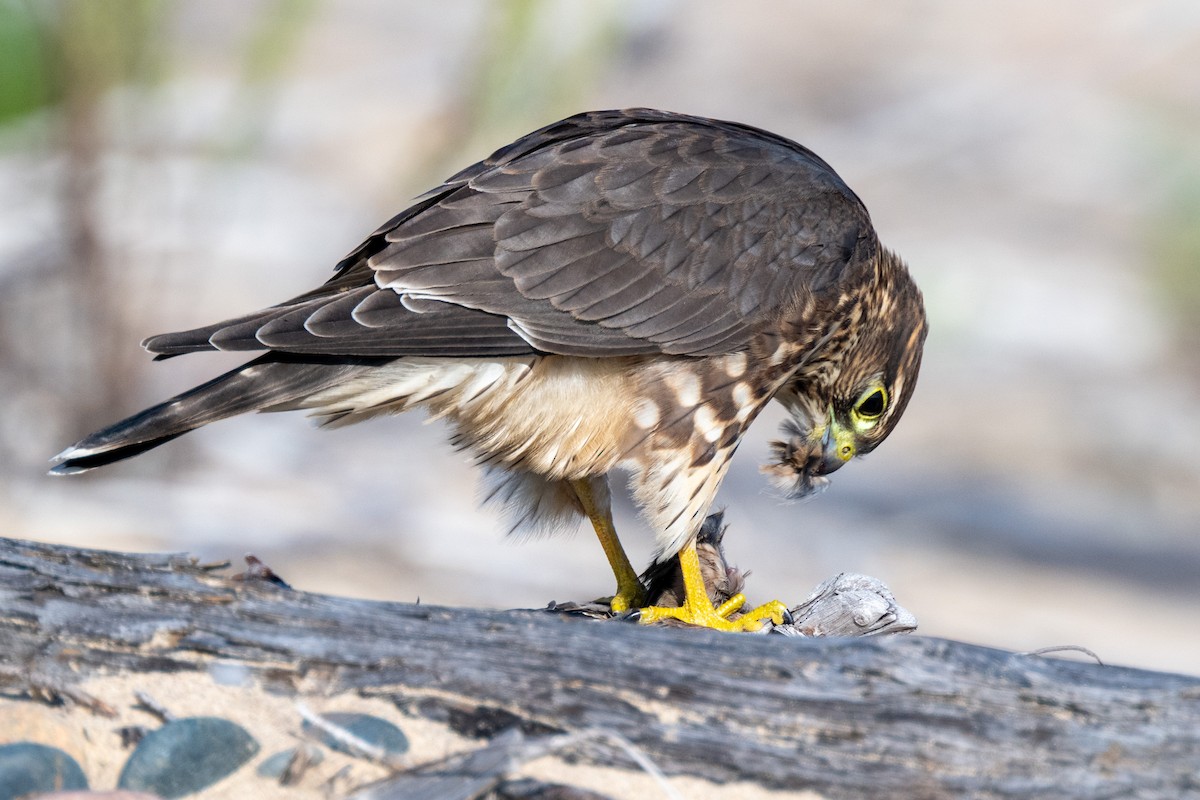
[1,536,1197,799]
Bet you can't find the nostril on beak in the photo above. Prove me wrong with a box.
[805,421,854,477]
[812,435,854,476]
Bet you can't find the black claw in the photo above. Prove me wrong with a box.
[781,608,794,625]
[615,609,642,623]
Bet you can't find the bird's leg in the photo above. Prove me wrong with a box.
[570,479,646,613]
[637,542,789,632]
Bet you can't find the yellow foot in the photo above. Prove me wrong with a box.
[632,539,789,631]
[604,585,647,615]
[638,593,789,632]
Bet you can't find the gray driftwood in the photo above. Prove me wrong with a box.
[1,536,1198,799]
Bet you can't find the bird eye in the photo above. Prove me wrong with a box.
[854,388,887,421]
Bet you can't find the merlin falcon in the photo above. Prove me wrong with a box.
[53,108,927,632]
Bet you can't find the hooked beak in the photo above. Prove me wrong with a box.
[763,412,858,501]
[812,420,856,477]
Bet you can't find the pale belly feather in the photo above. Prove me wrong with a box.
[298,354,642,481]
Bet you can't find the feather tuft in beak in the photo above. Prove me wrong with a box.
[762,419,832,499]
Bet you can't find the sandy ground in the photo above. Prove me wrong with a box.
[2,669,823,800]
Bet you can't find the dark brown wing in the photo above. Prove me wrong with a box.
[146,108,876,359]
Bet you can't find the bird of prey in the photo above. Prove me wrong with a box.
[52,108,927,632]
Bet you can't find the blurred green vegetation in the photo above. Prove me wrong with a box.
[222,0,320,156]
[422,0,621,185]
[0,1,171,124]
[242,0,319,84]
[0,0,620,166]
[0,1,58,126]
[0,0,321,146]
[467,0,619,131]
[1148,153,1200,360]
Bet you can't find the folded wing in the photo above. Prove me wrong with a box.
[145,109,876,361]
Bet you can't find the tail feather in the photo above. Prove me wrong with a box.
[50,355,382,474]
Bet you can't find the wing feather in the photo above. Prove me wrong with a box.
[144,109,876,361]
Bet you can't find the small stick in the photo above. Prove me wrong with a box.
[1023,645,1104,666]
[296,701,409,771]
[134,690,176,723]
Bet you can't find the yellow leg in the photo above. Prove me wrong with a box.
[638,542,788,632]
[571,479,646,613]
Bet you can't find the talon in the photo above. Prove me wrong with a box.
[755,600,790,627]
[636,542,787,632]
[608,590,639,615]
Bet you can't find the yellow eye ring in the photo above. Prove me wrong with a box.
[853,386,888,423]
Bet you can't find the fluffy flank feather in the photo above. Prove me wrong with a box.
[477,463,588,539]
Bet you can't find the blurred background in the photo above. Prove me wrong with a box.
[2,1,1198,675]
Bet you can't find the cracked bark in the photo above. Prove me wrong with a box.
[1,536,1197,800]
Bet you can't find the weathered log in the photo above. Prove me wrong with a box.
[1,535,1198,799]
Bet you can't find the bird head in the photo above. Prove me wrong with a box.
[764,249,927,499]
